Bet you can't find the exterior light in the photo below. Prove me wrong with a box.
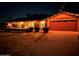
[70,13,74,15]
[75,14,79,16]
[65,12,70,14]
[25,26,28,29]
[7,22,12,28]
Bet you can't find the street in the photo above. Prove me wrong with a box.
[0,31,79,56]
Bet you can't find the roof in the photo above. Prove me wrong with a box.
[47,12,79,21]
[6,14,49,22]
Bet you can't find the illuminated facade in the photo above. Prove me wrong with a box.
[6,12,79,31]
[6,19,46,29]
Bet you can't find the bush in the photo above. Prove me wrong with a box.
[28,27,33,32]
[43,27,49,33]
[34,27,40,32]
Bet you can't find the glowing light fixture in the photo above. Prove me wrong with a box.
[24,26,28,28]
[75,14,79,16]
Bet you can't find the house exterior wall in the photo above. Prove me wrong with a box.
[77,18,79,32]
[7,22,12,28]
[7,20,46,29]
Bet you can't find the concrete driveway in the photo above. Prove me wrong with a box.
[0,31,79,56]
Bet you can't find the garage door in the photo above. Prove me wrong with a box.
[49,20,78,31]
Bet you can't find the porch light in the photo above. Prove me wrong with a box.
[25,26,28,29]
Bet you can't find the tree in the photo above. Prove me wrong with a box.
[26,13,32,18]
[7,16,13,20]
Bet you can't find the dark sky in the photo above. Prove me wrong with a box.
[0,2,79,21]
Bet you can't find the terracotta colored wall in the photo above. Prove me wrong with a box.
[49,21,78,31]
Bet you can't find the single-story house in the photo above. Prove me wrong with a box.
[5,12,79,32]
[5,15,48,30]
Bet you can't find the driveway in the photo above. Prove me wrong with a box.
[0,31,79,56]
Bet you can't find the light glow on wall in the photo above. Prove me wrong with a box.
[29,21,36,27]
[40,21,45,29]
[19,22,24,28]
[7,22,12,28]
[7,20,46,29]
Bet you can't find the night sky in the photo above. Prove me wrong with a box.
[0,2,79,22]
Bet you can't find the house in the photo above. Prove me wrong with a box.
[46,12,79,31]
[6,12,79,32]
[5,14,49,30]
